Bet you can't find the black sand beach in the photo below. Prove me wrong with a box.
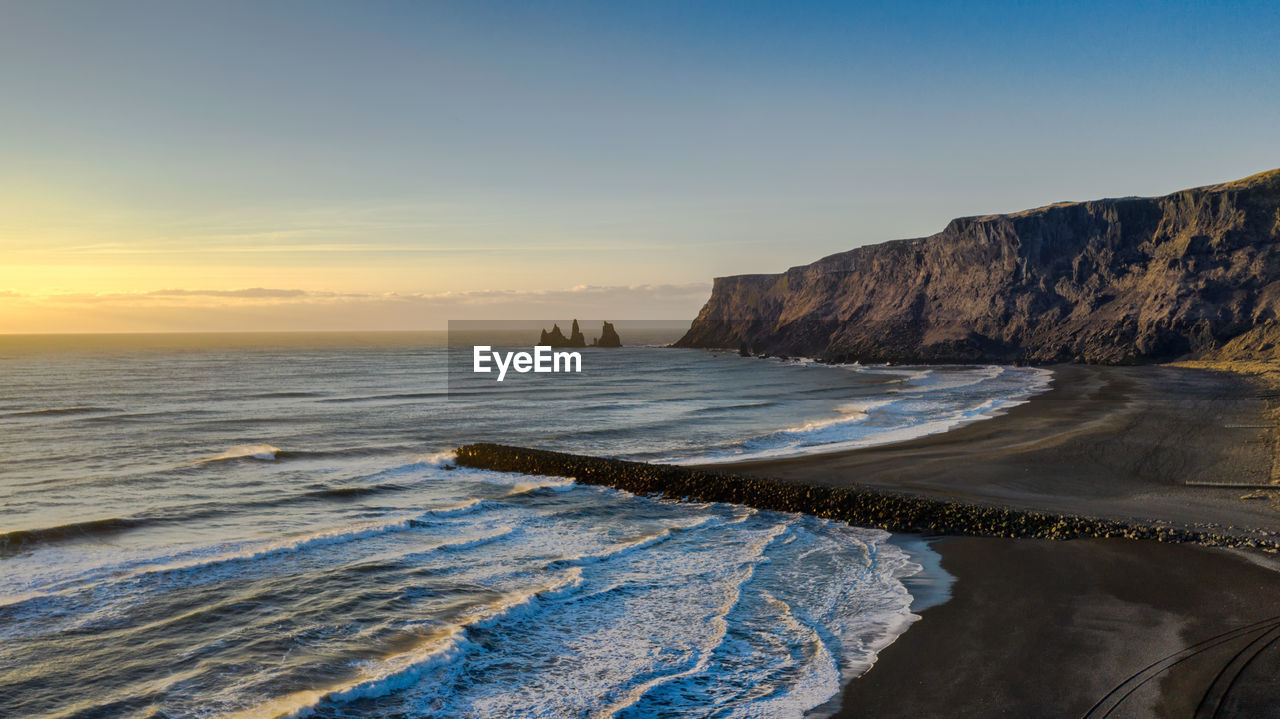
[838,537,1280,718]
[457,364,1280,717]
[708,365,1280,718]
[713,365,1280,539]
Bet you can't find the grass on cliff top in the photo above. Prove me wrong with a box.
[1168,358,1280,386]
[1167,357,1280,491]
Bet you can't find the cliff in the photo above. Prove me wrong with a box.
[676,168,1280,364]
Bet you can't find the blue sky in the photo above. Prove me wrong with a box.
[0,0,1277,330]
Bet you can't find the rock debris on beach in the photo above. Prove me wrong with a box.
[454,443,1280,550]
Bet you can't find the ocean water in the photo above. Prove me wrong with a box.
[0,333,1051,718]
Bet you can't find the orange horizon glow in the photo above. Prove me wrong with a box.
[5,2,1276,333]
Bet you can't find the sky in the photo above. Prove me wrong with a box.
[1,0,1277,332]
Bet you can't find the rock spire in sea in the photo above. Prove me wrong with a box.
[537,320,622,348]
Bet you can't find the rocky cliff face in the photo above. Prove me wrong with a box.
[676,169,1280,364]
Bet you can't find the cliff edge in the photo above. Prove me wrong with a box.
[676,169,1280,364]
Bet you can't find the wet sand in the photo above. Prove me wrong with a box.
[704,365,1280,718]
[838,537,1280,718]
[713,365,1280,540]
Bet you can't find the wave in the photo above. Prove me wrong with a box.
[201,444,281,462]
[774,398,898,433]
[1,481,427,559]
[128,503,506,578]
[594,522,791,718]
[0,493,394,557]
[297,483,413,501]
[412,498,486,519]
[0,516,151,556]
[318,391,448,404]
[673,366,1055,464]
[93,486,554,579]
[416,450,457,467]
[434,526,519,552]
[193,444,432,467]
[1,405,115,418]
[0,518,519,617]
[894,364,1006,393]
[78,408,219,424]
[685,400,777,416]
[7,479,565,591]
[503,478,576,497]
[109,517,426,581]
[743,591,841,717]
[230,569,587,719]
[547,515,718,569]
[255,391,328,399]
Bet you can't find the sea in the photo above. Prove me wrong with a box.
[0,331,1052,718]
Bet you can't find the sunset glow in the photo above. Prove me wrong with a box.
[2,1,1276,332]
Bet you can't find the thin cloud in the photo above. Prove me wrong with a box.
[397,283,711,303]
[147,288,309,298]
[46,242,639,255]
[23,283,710,306]
[0,283,712,332]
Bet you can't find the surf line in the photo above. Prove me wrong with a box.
[472,345,582,382]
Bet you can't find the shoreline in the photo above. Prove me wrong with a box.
[454,438,1280,716]
[709,363,1280,540]
[455,362,1280,717]
[724,362,1280,718]
[838,536,1280,718]
[452,439,1280,549]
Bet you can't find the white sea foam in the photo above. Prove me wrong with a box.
[675,365,1054,464]
[233,568,588,719]
[202,443,282,462]
[415,450,458,467]
[6,468,935,719]
[2,344,963,719]
[348,511,925,719]
[892,363,1006,393]
[548,515,720,568]
[3,497,516,607]
[504,477,577,496]
[774,398,899,433]
[594,522,792,718]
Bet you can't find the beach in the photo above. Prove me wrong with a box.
[449,363,1280,715]
[11,339,1280,716]
[707,364,1280,717]
[840,537,1280,718]
[715,364,1280,539]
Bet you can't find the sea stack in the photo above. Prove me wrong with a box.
[538,320,623,348]
[538,323,571,347]
[593,321,622,348]
[568,320,587,347]
[538,320,588,348]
